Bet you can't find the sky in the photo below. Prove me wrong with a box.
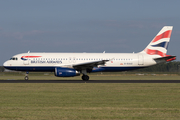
[0,0,180,65]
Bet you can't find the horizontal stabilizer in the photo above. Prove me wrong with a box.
[154,55,176,63]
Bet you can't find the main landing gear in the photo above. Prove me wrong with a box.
[81,69,89,81]
[24,72,29,80]
[82,74,89,81]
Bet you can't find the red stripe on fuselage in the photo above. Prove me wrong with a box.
[21,56,42,58]
[152,30,172,43]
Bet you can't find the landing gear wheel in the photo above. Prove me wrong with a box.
[82,75,89,81]
[25,76,29,80]
[25,71,29,80]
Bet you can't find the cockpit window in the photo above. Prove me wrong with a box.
[10,57,18,60]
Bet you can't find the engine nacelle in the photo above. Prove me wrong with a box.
[55,67,80,77]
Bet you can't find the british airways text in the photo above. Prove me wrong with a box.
[31,60,62,64]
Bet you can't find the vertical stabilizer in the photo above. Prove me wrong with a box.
[141,26,173,57]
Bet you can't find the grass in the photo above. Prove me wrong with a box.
[0,83,180,120]
[0,72,180,119]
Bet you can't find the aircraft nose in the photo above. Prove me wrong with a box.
[3,61,8,67]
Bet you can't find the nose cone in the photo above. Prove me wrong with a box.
[3,61,8,67]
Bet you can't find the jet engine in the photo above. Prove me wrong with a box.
[55,67,80,77]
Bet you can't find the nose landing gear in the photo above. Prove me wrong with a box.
[24,72,29,80]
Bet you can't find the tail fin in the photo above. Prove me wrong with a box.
[141,26,173,57]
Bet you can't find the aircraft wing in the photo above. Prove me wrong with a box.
[73,60,109,71]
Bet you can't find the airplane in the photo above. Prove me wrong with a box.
[3,26,176,80]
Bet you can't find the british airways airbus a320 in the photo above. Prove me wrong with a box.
[3,26,176,80]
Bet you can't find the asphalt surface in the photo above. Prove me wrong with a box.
[0,80,180,83]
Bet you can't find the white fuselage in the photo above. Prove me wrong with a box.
[3,52,157,72]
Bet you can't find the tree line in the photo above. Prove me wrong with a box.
[133,61,180,73]
[0,66,5,72]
